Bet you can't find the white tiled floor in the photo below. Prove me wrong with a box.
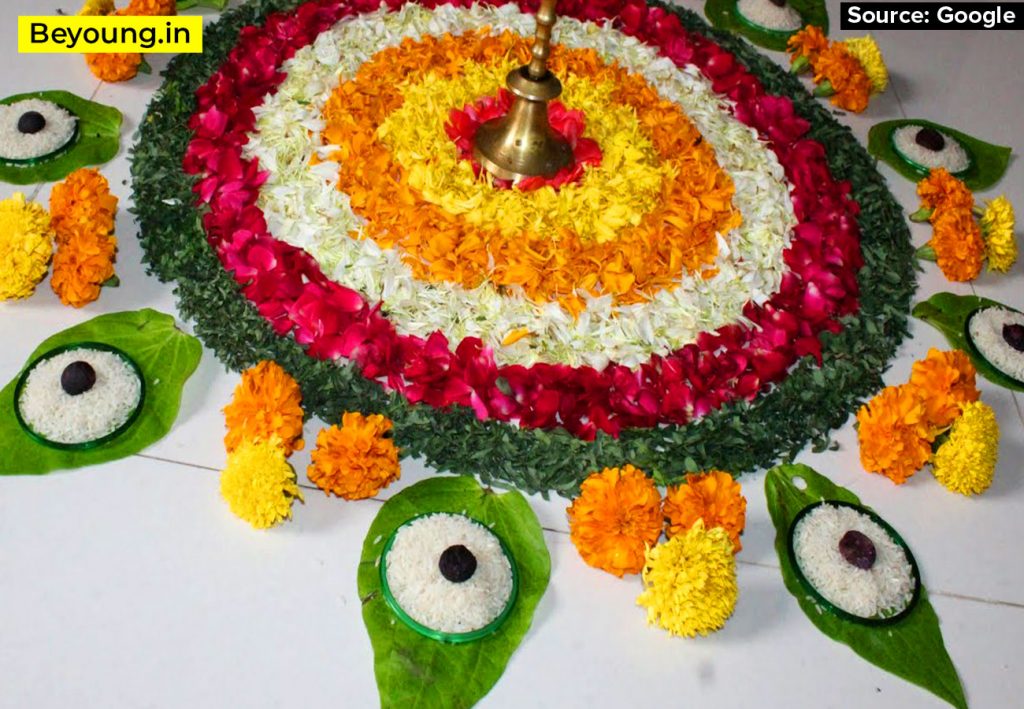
[1,1,1022,707]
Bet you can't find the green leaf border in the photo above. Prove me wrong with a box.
[765,463,967,709]
[357,477,551,708]
[868,119,1012,191]
[0,309,203,475]
[704,0,828,52]
[130,0,915,496]
[0,90,122,185]
[912,291,1024,392]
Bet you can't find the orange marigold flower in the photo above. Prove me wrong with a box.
[813,44,872,113]
[908,348,980,430]
[49,229,117,307]
[916,168,975,215]
[663,470,746,552]
[856,385,932,484]
[86,52,143,82]
[223,360,305,455]
[787,25,829,67]
[930,208,984,282]
[125,0,176,15]
[567,464,662,577]
[306,412,400,500]
[49,168,118,243]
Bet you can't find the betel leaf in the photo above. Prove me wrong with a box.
[0,91,122,186]
[868,119,1011,190]
[765,463,967,709]
[358,477,551,708]
[704,0,828,52]
[176,0,229,10]
[0,309,202,475]
[913,292,1024,392]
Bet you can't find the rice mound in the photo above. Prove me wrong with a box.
[736,0,803,31]
[18,348,143,445]
[969,307,1024,382]
[892,125,970,173]
[793,504,915,619]
[0,99,78,162]
[384,513,514,634]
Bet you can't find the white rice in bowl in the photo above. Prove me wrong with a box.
[17,348,143,445]
[0,99,78,162]
[968,307,1024,383]
[736,0,803,31]
[892,124,971,174]
[792,504,916,619]
[384,513,515,635]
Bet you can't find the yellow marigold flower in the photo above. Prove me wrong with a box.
[78,0,114,15]
[856,385,932,484]
[307,412,400,500]
[50,229,117,307]
[787,25,829,68]
[223,360,305,455]
[220,439,303,529]
[567,464,662,577]
[86,52,144,83]
[0,193,54,301]
[841,36,888,94]
[49,168,118,240]
[929,208,984,282]
[917,168,975,215]
[663,470,746,553]
[979,195,1017,272]
[637,520,737,638]
[813,44,872,113]
[908,348,980,431]
[932,401,999,496]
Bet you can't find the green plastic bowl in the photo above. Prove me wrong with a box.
[733,2,805,40]
[379,512,519,644]
[14,342,146,451]
[889,124,974,179]
[787,500,921,626]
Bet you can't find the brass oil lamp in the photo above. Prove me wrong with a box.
[472,0,574,182]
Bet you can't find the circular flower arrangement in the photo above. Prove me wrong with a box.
[132,0,914,495]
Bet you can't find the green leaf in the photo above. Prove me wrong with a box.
[704,0,829,52]
[177,0,229,9]
[358,477,551,708]
[0,91,122,186]
[912,292,1024,392]
[765,464,967,709]
[915,244,937,261]
[0,309,202,475]
[868,119,1011,191]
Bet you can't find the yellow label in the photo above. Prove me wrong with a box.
[18,16,203,54]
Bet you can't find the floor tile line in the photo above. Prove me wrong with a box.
[134,452,218,473]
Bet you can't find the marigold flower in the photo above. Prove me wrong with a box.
[49,168,119,243]
[567,464,662,577]
[856,385,933,484]
[0,193,54,301]
[979,195,1017,272]
[86,52,144,83]
[663,470,746,553]
[929,208,984,282]
[307,412,400,500]
[49,228,117,307]
[908,348,980,431]
[787,25,829,69]
[223,360,305,455]
[220,439,303,529]
[637,520,737,637]
[840,36,888,94]
[125,0,176,15]
[812,44,872,113]
[78,0,114,15]
[916,168,975,215]
[932,401,999,496]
